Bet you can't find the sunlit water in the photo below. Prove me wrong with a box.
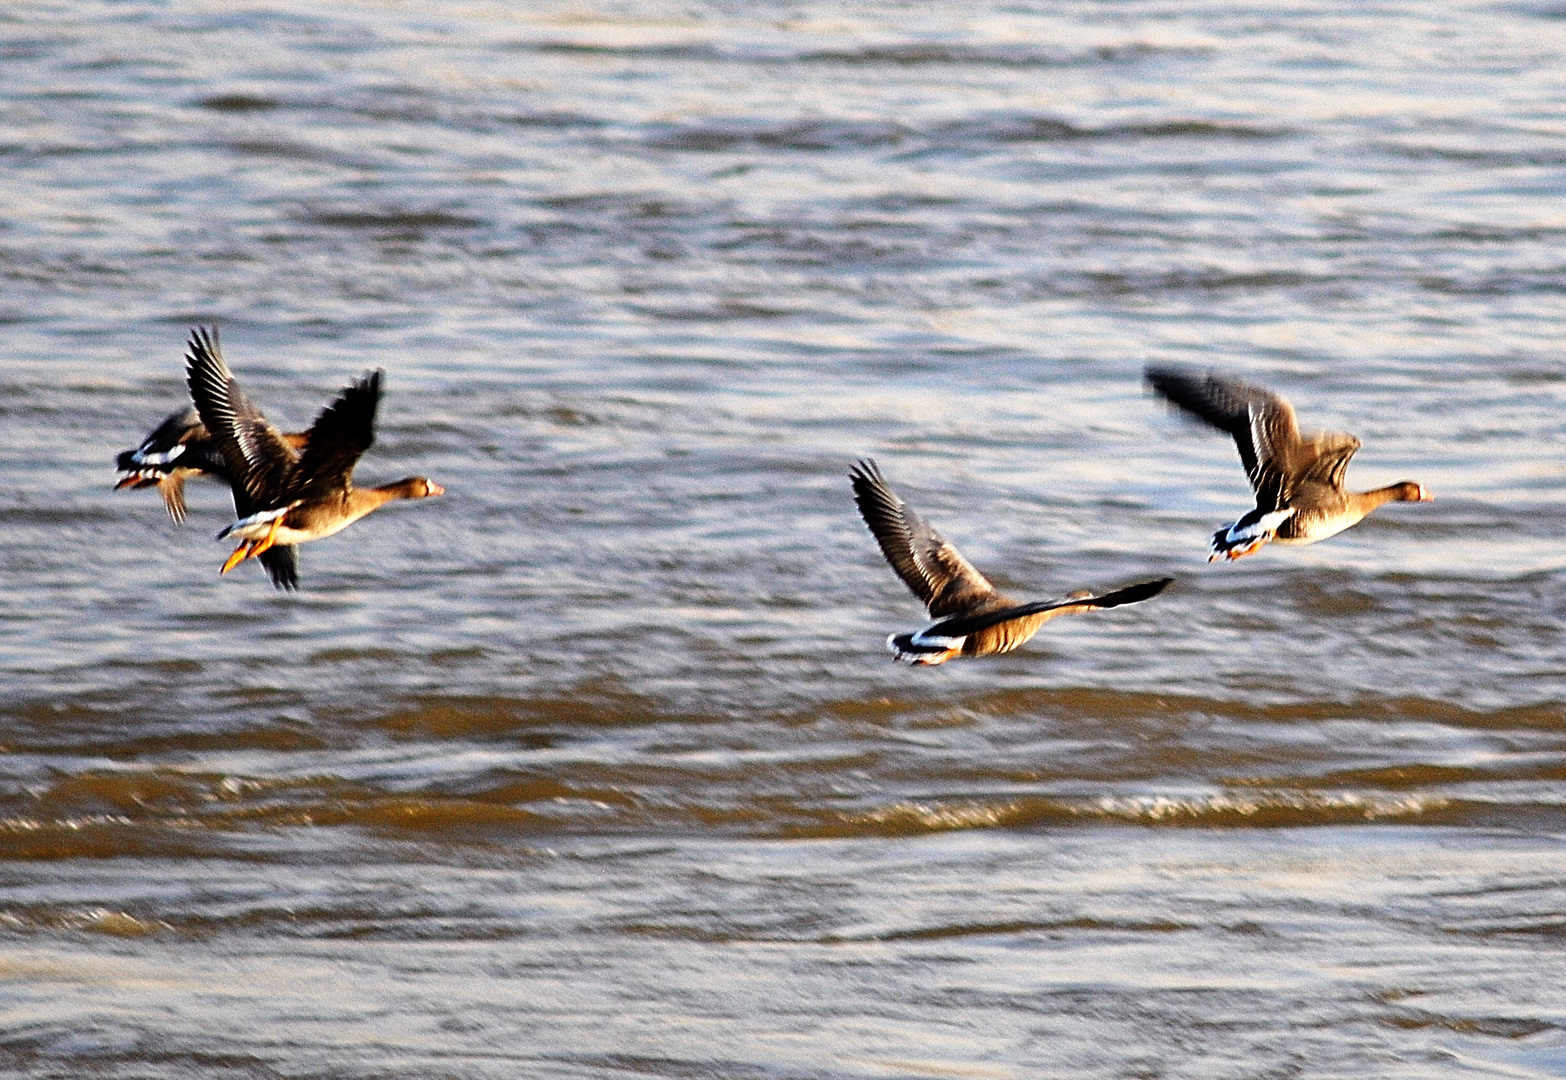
[2,2,1565,1077]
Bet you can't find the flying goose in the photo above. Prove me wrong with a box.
[850,459,1171,665]
[1145,365,1431,561]
[184,327,443,588]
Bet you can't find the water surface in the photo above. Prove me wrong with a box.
[2,2,1565,1077]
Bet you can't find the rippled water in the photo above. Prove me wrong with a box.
[3,2,1565,1077]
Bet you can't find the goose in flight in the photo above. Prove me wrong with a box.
[850,459,1171,665]
[184,327,443,588]
[116,407,308,524]
[1145,366,1431,561]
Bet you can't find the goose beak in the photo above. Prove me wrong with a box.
[1419,487,1434,502]
[427,481,445,497]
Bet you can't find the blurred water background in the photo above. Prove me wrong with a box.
[2,1,1565,1076]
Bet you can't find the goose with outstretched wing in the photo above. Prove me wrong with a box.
[1144,366,1430,561]
[850,459,1171,665]
[183,326,443,588]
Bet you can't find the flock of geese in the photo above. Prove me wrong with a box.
[118,328,1433,664]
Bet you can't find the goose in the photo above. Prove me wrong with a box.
[1145,365,1431,561]
[183,326,443,588]
[116,407,307,524]
[850,459,1171,665]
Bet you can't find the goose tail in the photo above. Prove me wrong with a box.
[887,631,964,666]
[1208,509,1294,561]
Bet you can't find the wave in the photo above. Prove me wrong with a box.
[780,790,1459,839]
[5,756,1552,859]
[516,39,1205,69]
[643,113,1284,155]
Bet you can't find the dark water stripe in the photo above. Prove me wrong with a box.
[1,684,1561,758]
[643,115,1284,153]
[829,916,1196,942]
[518,40,1206,68]
[15,770,1566,858]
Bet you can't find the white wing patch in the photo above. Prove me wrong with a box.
[1252,509,1295,535]
[133,443,186,467]
[909,628,965,649]
[1211,508,1296,557]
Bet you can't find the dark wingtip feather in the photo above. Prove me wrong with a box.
[1143,364,1272,435]
[1144,363,1199,389]
[260,545,299,591]
[848,457,899,529]
[1143,362,1189,388]
[1091,577,1174,608]
[313,367,382,439]
[184,325,231,423]
[187,325,221,368]
[1145,364,1222,415]
[848,457,882,493]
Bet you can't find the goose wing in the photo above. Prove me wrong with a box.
[184,326,299,508]
[1292,431,1361,492]
[281,369,382,503]
[920,577,1173,640]
[850,459,1003,618]
[1145,366,1302,512]
[257,545,299,591]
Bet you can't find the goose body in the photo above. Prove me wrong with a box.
[850,459,1171,665]
[183,327,443,588]
[1145,366,1431,561]
[218,477,444,548]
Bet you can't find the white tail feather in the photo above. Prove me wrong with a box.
[887,631,965,665]
[1209,508,1295,558]
[217,505,291,541]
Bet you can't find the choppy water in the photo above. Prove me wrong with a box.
[2,1,1565,1076]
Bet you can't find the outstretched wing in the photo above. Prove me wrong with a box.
[184,326,298,508]
[850,459,1004,618]
[1294,431,1361,491]
[921,578,1173,640]
[1145,366,1303,511]
[282,369,381,503]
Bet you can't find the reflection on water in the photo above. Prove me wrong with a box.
[1,1,1565,1077]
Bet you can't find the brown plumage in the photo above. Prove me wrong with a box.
[850,459,1171,665]
[183,326,443,588]
[1145,366,1431,560]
